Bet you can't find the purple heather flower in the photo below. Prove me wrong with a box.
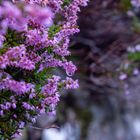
[25,4,53,27]
[22,102,32,110]
[135,44,140,51]
[5,102,11,110]
[42,75,61,95]
[29,93,36,99]
[63,61,77,76]
[63,77,79,89]
[13,114,17,119]
[31,117,36,123]
[119,73,127,80]
[0,45,36,70]
[47,110,56,116]
[19,121,25,128]
[0,35,5,48]
[0,79,35,95]
[0,110,4,116]
[12,103,17,109]
[53,38,70,56]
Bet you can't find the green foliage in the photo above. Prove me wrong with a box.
[62,0,72,7]
[4,29,24,47]
[34,68,55,94]
[120,0,132,10]
[0,29,25,55]
[132,16,140,33]
[128,52,140,61]
[48,25,61,38]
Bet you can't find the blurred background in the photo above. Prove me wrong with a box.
[16,0,140,140]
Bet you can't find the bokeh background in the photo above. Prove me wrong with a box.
[16,0,140,140]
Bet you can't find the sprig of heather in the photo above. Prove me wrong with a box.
[0,0,88,139]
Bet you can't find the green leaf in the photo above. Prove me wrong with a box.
[62,0,72,7]
[128,52,140,61]
[48,25,61,38]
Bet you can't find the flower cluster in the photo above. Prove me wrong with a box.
[0,0,88,139]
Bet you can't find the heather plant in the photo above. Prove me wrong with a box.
[0,0,88,139]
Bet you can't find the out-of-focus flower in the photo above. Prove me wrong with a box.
[131,0,140,7]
